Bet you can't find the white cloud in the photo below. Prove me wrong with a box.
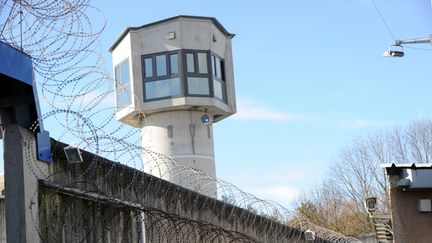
[233,99,301,121]
[340,119,386,129]
[246,185,300,206]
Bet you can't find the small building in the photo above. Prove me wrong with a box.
[382,163,432,243]
[109,16,237,197]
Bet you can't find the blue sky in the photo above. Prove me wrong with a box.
[2,0,432,208]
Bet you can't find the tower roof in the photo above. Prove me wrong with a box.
[109,15,235,52]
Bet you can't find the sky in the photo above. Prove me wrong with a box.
[2,0,432,209]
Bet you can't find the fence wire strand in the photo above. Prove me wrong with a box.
[1,1,359,242]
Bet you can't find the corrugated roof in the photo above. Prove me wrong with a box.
[109,15,235,52]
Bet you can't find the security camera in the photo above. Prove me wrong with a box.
[383,50,404,57]
[201,114,213,126]
[63,144,83,164]
[365,197,377,213]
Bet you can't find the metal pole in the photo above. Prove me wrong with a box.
[394,36,432,46]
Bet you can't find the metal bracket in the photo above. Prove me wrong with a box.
[0,40,52,163]
[36,130,51,163]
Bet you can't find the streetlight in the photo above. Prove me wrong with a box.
[383,35,432,57]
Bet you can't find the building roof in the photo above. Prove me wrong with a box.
[380,163,432,169]
[109,15,235,52]
[381,163,432,176]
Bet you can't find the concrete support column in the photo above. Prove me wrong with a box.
[4,125,47,243]
[142,110,217,197]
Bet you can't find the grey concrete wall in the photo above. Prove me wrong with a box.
[3,126,327,242]
[3,125,46,243]
[40,139,313,243]
[389,185,432,243]
[0,198,6,243]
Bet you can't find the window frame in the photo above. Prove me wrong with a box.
[140,49,228,104]
[183,49,213,97]
[142,50,182,101]
[211,53,227,103]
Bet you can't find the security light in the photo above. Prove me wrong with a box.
[166,32,176,40]
[382,50,404,58]
[63,144,83,163]
[201,114,213,126]
[365,197,377,213]
[397,178,410,189]
[305,230,315,241]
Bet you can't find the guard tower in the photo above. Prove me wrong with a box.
[109,16,236,197]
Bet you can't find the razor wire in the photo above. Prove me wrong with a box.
[1,0,359,242]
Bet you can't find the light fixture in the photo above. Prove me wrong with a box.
[383,44,404,58]
[166,32,176,40]
[365,197,377,214]
[63,144,83,163]
[383,35,432,58]
[397,178,410,189]
[382,49,404,58]
[305,230,315,241]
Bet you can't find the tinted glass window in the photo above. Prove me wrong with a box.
[198,53,208,74]
[213,80,223,99]
[121,60,129,84]
[144,58,153,78]
[186,53,195,73]
[216,58,222,79]
[156,55,167,76]
[188,77,209,95]
[115,59,131,109]
[145,78,181,99]
[211,55,216,77]
[115,66,121,86]
[170,54,178,74]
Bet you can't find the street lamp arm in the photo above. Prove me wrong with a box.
[394,35,432,46]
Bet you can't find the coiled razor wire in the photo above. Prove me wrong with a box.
[1,1,359,242]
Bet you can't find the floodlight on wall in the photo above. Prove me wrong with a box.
[365,197,377,214]
[201,113,213,126]
[397,178,410,189]
[304,230,315,241]
[166,32,176,40]
[63,144,83,164]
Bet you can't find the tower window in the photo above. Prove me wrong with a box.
[212,53,227,102]
[141,50,227,103]
[142,51,181,100]
[115,58,131,109]
[185,51,210,96]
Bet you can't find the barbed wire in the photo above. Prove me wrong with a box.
[1,0,359,242]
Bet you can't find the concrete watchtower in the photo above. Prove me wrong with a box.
[109,16,236,197]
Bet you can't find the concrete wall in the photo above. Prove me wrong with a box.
[389,178,432,243]
[0,198,6,243]
[2,125,323,242]
[41,139,312,243]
